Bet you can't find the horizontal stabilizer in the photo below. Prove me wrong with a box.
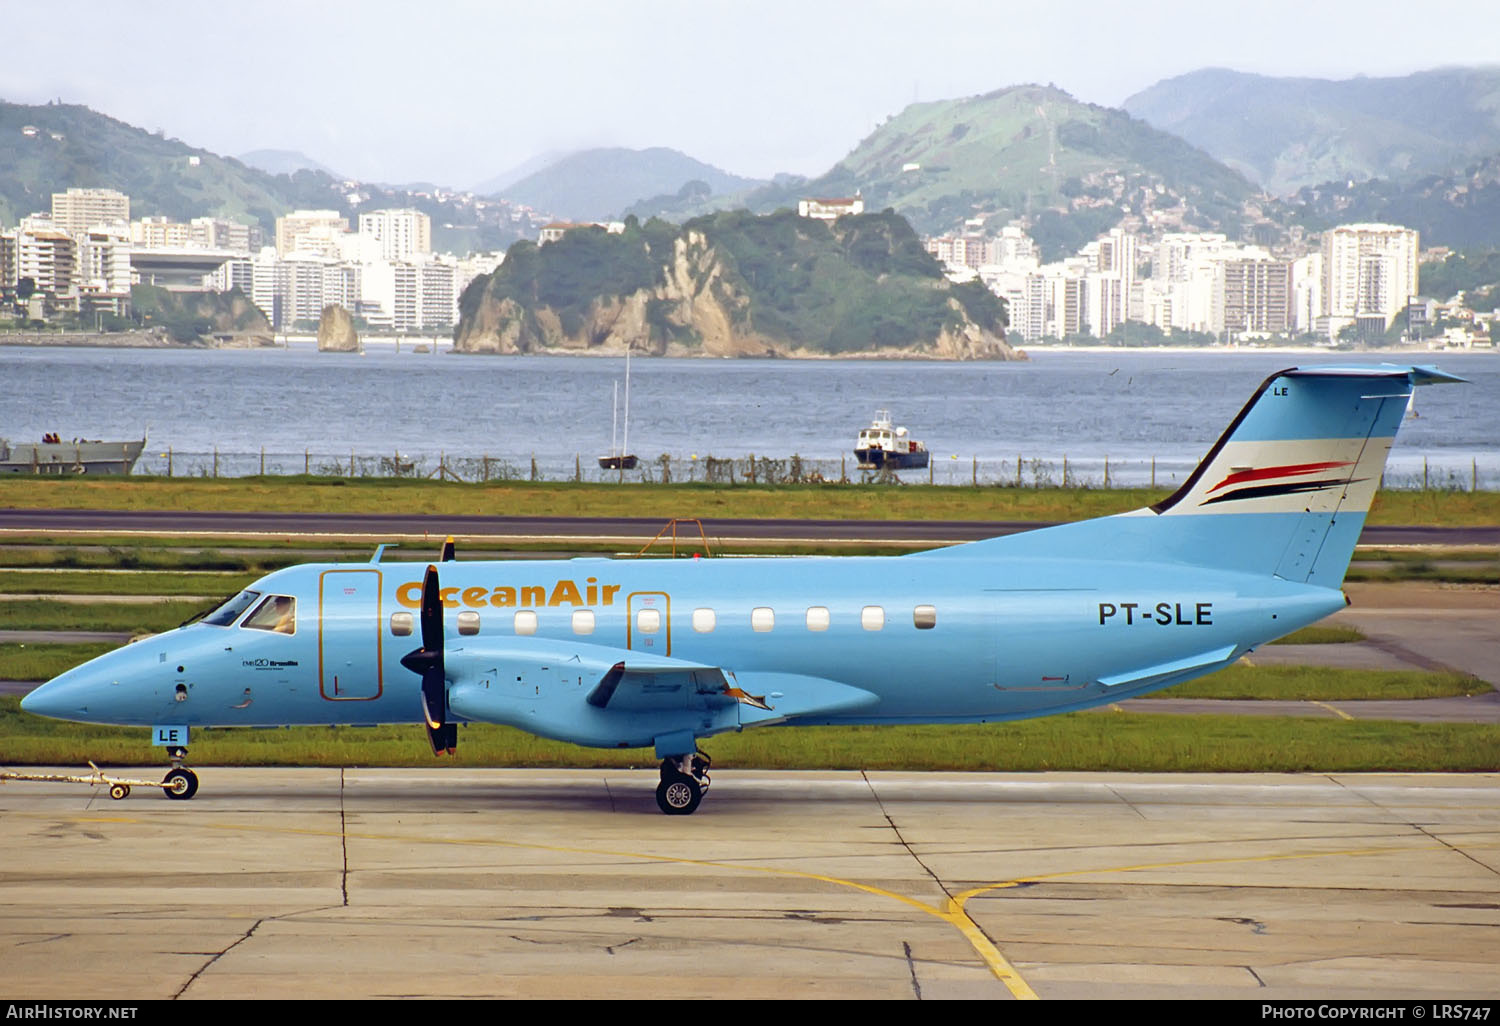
[1097,644,1239,690]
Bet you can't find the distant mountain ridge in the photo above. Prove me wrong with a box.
[494,147,765,221]
[471,150,575,196]
[707,84,1265,261]
[1123,67,1500,195]
[237,148,343,178]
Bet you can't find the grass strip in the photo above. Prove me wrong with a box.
[0,570,254,596]
[2,538,1495,582]
[1152,665,1488,701]
[2,700,1495,772]
[1270,625,1365,644]
[0,643,117,682]
[0,598,211,633]
[1,476,1496,527]
[1346,563,1500,585]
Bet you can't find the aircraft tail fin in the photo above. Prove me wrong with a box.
[941,365,1464,588]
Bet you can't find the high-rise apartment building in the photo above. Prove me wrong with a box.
[0,232,16,292]
[1321,223,1419,328]
[926,234,997,270]
[275,210,348,258]
[1291,253,1323,334]
[358,209,432,261]
[190,217,256,253]
[1151,232,1228,284]
[994,226,1039,271]
[1213,256,1293,335]
[16,228,77,298]
[50,188,130,235]
[76,229,132,308]
[133,216,193,249]
[361,259,456,331]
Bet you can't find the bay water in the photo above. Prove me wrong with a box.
[3,343,1496,490]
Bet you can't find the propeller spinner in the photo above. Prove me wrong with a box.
[398,563,457,755]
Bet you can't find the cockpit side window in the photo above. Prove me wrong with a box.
[201,590,262,627]
[243,595,297,634]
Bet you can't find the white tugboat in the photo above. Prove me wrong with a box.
[854,411,929,470]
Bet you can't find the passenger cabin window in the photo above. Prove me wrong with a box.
[514,610,538,636]
[805,606,830,631]
[390,612,414,637]
[457,611,480,636]
[692,608,716,633]
[914,605,937,630]
[202,589,260,627]
[751,607,774,632]
[861,605,885,631]
[572,610,595,635]
[242,595,296,634]
[637,609,661,634]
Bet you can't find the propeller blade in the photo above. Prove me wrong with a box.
[402,562,454,755]
[427,722,457,756]
[419,563,442,654]
[440,536,455,562]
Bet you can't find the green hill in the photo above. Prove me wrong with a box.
[1124,67,1500,196]
[455,209,1019,359]
[1291,154,1500,249]
[0,100,528,254]
[720,85,1262,261]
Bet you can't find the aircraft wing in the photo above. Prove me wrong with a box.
[444,638,879,746]
[584,663,877,721]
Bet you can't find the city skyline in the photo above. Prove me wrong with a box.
[4,0,1497,191]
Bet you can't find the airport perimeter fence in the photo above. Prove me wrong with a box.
[128,447,1500,492]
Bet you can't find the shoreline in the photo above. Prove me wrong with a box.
[0,332,1490,358]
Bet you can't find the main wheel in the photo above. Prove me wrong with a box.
[163,767,199,801]
[656,773,702,815]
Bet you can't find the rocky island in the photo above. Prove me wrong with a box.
[454,209,1021,360]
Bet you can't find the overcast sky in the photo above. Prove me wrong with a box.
[5,0,1496,190]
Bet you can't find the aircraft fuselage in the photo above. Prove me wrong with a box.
[33,549,1345,745]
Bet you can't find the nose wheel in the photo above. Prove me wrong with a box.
[162,746,198,800]
[163,767,199,800]
[655,752,711,815]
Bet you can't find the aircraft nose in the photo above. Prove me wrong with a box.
[21,664,103,721]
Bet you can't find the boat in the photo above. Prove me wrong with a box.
[854,411,929,470]
[598,347,639,471]
[0,435,147,475]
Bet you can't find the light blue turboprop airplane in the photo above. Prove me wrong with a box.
[22,364,1462,814]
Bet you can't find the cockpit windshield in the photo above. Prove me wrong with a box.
[242,595,296,634]
[200,589,262,627]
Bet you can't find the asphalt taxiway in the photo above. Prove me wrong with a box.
[1,768,1496,1000]
[3,507,1498,549]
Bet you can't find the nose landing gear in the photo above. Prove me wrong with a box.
[163,746,199,801]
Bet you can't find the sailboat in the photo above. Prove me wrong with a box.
[598,346,639,471]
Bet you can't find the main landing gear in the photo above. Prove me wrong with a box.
[162,746,199,801]
[655,751,711,815]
